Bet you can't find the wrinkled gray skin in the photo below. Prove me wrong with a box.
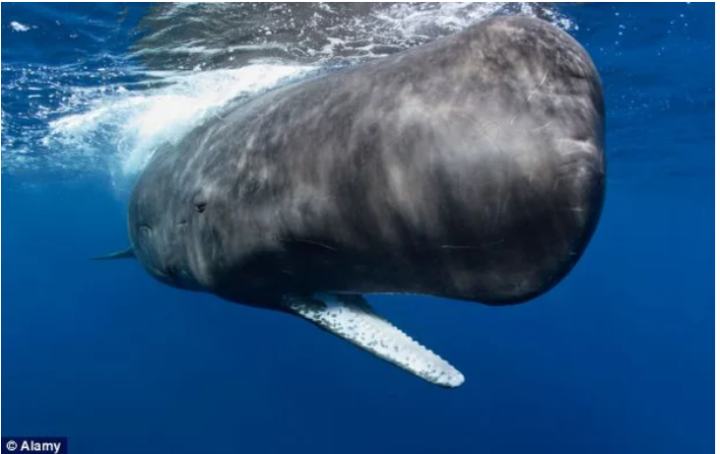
[129,16,605,310]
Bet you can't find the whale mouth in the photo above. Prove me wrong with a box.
[283,293,465,389]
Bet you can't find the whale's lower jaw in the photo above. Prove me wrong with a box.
[282,293,465,389]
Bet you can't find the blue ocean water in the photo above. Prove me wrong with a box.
[1,3,714,454]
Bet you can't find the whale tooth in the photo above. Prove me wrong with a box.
[283,293,465,388]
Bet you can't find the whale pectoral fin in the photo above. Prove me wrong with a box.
[91,247,135,261]
[282,293,465,389]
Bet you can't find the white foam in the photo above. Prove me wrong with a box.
[44,64,312,181]
[10,21,31,32]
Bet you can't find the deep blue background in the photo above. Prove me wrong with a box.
[2,3,714,454]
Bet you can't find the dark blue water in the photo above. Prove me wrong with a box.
[2,3,714,454]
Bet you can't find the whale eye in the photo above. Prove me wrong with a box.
[192,191,208,214]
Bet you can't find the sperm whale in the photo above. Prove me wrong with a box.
[98,16,605,388]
